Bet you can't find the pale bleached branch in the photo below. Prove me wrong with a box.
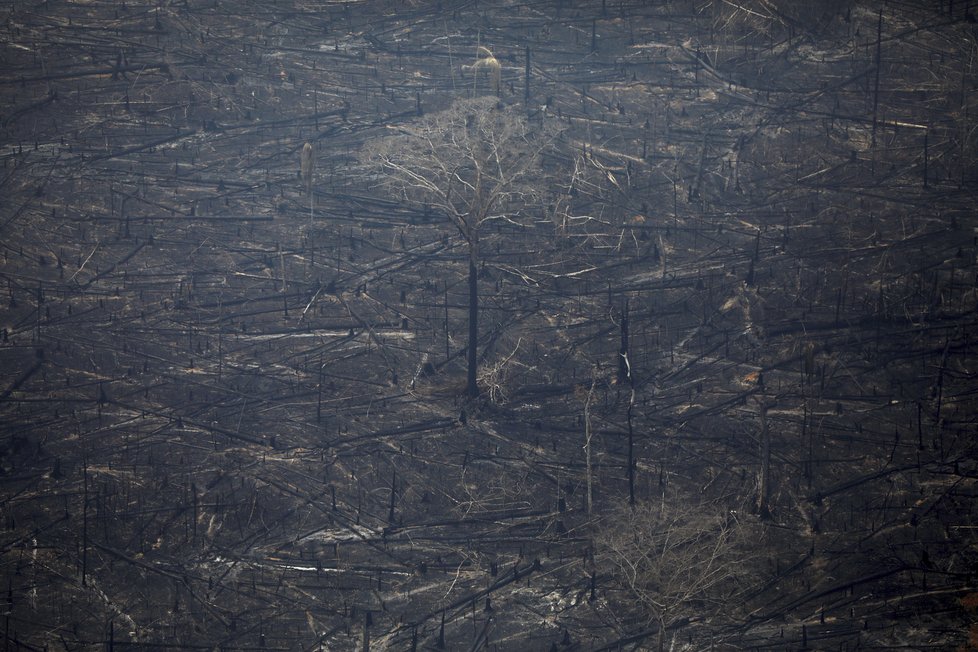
[595,495,762,638]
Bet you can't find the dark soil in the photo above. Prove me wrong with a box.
[1,1,977,649]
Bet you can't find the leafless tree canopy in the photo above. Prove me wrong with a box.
[596,496,759,647]
[362,97,562,255]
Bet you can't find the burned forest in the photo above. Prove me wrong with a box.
[1,1,977,650]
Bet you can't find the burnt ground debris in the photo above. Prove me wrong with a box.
[1,0,977,649]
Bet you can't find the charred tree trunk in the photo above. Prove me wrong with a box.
[618,299,631,384]
[467,257,479,398]
[656,613,667,652]
[757,404,772,520]
[871,6,883,152]
[627,389,635,506]
[584,375,596,515]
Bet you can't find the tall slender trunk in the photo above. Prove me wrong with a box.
[584,376,596,515]
[466,256,479,398]
[627,389,635,505]
[656,613,667,652]
[757,404,771,519]
[618,298,630,383]
[870,6,883,152]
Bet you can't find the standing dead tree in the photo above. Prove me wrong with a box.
[301,142,315,220]
[596,495,760,651]
[581,373,598,515]
[361,96,562,397]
